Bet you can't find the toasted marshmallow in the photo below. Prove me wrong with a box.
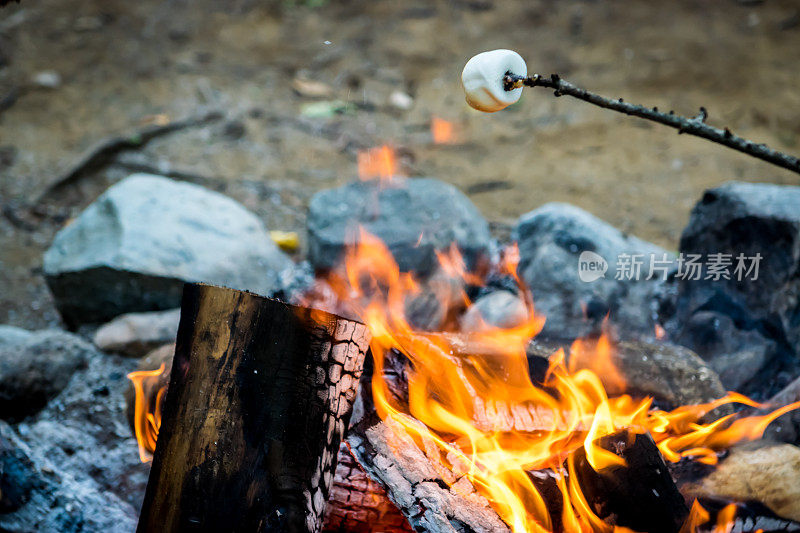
[461,49,527,113]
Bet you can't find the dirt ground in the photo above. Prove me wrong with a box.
[1,0,799,329]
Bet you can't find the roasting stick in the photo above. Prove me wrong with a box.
[462,49,800,176]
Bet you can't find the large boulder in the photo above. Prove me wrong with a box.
[513,203,671,339]
[669,182,800,397]
[307,178,493,275]
[44,174,292,326]
[0,326,91,421]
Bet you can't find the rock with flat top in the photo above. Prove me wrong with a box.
[44,174,291,326]
[669,182,800,397]
[307,178,492,275]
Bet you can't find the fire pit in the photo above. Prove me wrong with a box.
[124,182,800,533]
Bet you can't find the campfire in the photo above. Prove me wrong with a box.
[127,157,800,532]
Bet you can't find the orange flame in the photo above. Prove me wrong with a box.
[680,501,711,533]
[128,363,167,463]
[302,227,800,532]
[431,116,457,144]
[714,504,737,533]
[357,145,399,183]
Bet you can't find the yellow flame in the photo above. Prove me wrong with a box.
[127,363,166,463]
[300,228,800,532]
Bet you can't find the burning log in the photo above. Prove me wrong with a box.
[323,444,413,532]
[347,397,512,533]
[137,284,371,533]
[572,430,689,533]
[345,349,689,533]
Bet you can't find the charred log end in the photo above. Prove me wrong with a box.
[137,283,370,533]
[322,444,413,532]
[574,430,689,533]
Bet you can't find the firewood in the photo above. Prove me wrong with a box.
[572,430,689,533]
[345,351,511,533]
[123,344,412,530]
[322,443,413,532]
[347,406,511,533]
[137,284,371,533]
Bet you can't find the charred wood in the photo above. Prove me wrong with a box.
[137,284,370,533]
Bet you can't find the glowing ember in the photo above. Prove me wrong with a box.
[303,228,800,532]
[357,145,400,182]
[431,116,457,144]
[128,363,167,463]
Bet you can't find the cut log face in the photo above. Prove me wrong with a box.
[137,284,371,533]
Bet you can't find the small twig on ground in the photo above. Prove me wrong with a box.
[112,160,217,186]
[503,73,800,176]
[36,110,223,204]
[0,86,21,115]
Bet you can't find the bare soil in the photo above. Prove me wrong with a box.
[1,0,799,329]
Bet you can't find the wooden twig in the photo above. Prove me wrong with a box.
[35,110,222,204]
[504,73,800,176]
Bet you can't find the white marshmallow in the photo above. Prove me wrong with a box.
[461,49,527,113]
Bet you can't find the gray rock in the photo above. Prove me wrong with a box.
[0,327,91,421]
[675,310,774,391]
[404,268,467,331]
[612,340,726,410]
[0,420,137,533]
[0,325,32,348]
[762,376,800,444]
[44,174,292,326]
[307,178,492,275]
[671,181,800,397]
[513,203,671,339]
[460,290,529,333]
[565,337,725,410]
[15,344,148,514]
[93,308,180,357]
